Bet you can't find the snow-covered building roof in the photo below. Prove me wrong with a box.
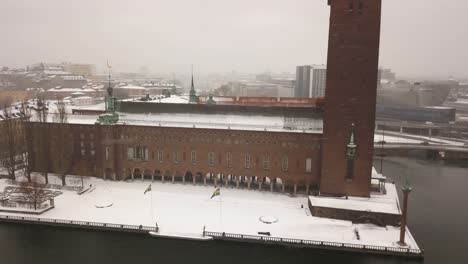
[62,75,85,81]
[47,87,96,92]
[309,183,401,215]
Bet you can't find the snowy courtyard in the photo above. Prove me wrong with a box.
[0,176,419,250]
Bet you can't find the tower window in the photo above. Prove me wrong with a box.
[358,2,363,13]
[306,158,312,173]
[348,3,354,12]
[105,146,110,161]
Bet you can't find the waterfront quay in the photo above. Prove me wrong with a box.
[0,177,422,259]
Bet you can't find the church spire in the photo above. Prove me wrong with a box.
[189,64,197,103]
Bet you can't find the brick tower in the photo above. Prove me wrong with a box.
[320,0,382,197]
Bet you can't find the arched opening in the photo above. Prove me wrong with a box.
[263,176,272,191]
[154,170,162,181]
[226,174,235,187]
[237,175,247,189]
[143,169,152,180]
[205,172,214,185]
[185,171,193,182]
[283,180,294,194]
[195,172,203,184]
[273,177,284,192]
[124,168,132,181]
[133,168,142,180]
[173,171,184,182]
[250,176,259,189]
[164,170,172,182]
[295,181,309,194]
[104,168,113,180]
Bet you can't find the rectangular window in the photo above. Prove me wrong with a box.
[244,153,251,169]
[91,150,95,156]
[346,159,354,180]
[128,146,148,160]
[263,156,270,170]
[81,149,85,156]
[158,150,164,162]
[191,151,197,164]
[173,151,179,163]
[134,146,140,159]
[127,147,133,160]
[281,156,288,172]
[208,152,215,166]
[105,147,109,161]
[227,152,232,168]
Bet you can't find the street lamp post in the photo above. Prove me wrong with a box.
[399,177,412,246]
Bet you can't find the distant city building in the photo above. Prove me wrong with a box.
[61,63,96,78]
[50,75,87,89]
[71,96,103,106]
[295,65,326,98]
[378,68,396,84]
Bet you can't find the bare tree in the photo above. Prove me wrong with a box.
[16,100,35,182]
[54,98,74,186]
[20,181,47,211]
[35,95,50,184]
[54,97,67,123]
[0,106,20,180]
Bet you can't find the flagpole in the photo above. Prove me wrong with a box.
[220,189,223,231]
[151,185,154,223]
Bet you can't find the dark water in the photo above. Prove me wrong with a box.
[376,157,468,264]
[0,158,466,264]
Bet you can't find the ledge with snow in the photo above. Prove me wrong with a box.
[0,173,422,258]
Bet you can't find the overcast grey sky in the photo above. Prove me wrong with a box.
[1,0,467,78]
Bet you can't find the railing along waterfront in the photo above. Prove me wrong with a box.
[0,214,423,258]
[0,214,157,233]
[204,231,423,258]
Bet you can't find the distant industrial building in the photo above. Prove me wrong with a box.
[225,80,294,98]
[295,65,326,98]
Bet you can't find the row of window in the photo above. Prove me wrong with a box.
[80,140,95,156]
[123,147,313,173]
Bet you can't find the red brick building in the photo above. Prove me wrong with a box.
[320,0,381,197]
[29,0,381,197]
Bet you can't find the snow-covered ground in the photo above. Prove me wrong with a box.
[0,177,419,250]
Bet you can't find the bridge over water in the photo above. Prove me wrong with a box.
[373,131,468,161]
